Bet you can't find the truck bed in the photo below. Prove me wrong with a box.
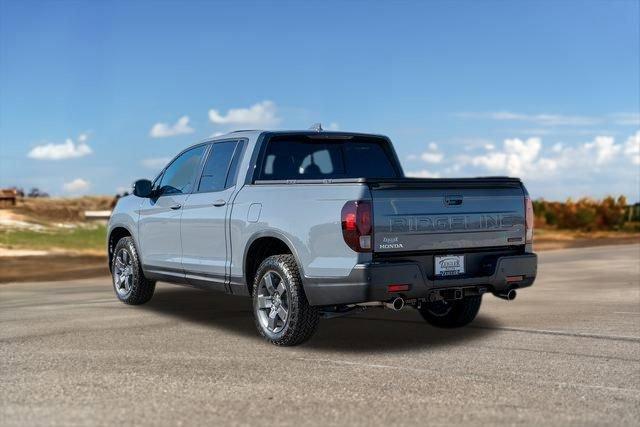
[254,176,527,253]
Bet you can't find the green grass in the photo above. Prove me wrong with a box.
[0,225,107,252]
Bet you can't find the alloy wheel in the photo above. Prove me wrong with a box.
[256,271,289,333]
[113,248,133,296]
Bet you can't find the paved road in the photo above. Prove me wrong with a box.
[1,245,639,426]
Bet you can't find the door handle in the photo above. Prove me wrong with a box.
[169,204,182,210]
[213,199,226,207]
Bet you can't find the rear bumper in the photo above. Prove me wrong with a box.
[304,253,537,306]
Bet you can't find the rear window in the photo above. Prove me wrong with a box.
[259,136,399,180]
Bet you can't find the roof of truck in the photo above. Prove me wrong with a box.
[203,129,389,143]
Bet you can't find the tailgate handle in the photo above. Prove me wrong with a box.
[444,195,463,206]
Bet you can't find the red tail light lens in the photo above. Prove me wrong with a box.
[525,196,534,244]
[387,284,410,293]
[341,200,372,252]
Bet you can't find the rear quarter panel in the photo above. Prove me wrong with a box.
[229,184,371,280]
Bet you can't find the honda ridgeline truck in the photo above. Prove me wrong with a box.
[108,128,537,345]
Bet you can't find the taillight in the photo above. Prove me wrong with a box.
[341,200,372,252]
[525,196,534,244]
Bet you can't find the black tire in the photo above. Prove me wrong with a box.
[111,236,155,305]
[418,295,482,328]
[252,255,319,346]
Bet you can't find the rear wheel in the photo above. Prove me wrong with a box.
[252,255,319,346]
[111,236,155,305]
[418,295,482,328]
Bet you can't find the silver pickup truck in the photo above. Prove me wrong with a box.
[108,129,537,345]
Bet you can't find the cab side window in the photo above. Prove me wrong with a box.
[197,141,238,193]
[159,145,207,195]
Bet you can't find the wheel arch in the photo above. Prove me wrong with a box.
[107,226,135,272]
[243,230,305,296]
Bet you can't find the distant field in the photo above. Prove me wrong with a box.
[0,225,107,253]
[1,221,639,255]
[2,216,640,254]
[0,196,112,254]
[1,215,639,283]
[0,195,639,258]
[534,228,640,250]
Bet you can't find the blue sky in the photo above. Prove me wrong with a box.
[1,0,638,200]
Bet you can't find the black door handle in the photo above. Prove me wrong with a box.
[213,199,226,207]
[169,204,182,210]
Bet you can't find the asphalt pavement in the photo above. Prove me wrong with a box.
[1,244,639,426]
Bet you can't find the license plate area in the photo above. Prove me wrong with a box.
[434,255,465,277]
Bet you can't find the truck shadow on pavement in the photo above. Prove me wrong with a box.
[143,285,498,352]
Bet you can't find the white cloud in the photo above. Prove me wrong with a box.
[401,131,640,201]
[28,134,92,160]
[406,169,441,178]
[421,152,444,164]
[611,113,640,126]
[544,136,625,171]
[63,178,90,193]
[141,157,171,169]
[407,142,444,164]
[458,133,639,179]
[327,122,340,130]
[208,100,280,128]
[510,128,554,136]
[468,137,545,176]
[584,136,620,164]
[625,130,640,165]
[469,151,508,173]
[465,137,554,176]
[457,138,495,149]
[150,116,194,138]
[458,111,601,126]
[459,111,640,129]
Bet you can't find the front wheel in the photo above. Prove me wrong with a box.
[252,255,319,346]
[111,236,155,305]
[418,295,482,328]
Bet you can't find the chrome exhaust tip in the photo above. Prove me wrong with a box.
[385,297,405,311]
[494,289,517,301]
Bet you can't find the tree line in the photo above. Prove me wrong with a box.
[533,196,640,231]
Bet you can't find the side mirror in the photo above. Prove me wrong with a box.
[133,179,153,198]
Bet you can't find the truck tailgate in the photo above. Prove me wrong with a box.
[370,178,526,252]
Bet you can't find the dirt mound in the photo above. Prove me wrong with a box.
[12,196,115,222]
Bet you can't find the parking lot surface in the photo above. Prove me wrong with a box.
[1,244,639,425]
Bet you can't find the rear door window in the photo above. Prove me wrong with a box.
[197,141,238,193]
